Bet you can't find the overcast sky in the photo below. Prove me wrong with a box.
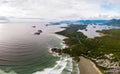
[0,0,120,20]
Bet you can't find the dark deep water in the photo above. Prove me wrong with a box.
[0,22,63,74]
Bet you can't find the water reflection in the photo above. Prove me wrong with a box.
[78,24,120,38]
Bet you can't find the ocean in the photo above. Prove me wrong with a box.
[0,22,66,74]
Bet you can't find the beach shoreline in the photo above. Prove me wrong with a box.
[78,56,102,74]
[52,33,68,40]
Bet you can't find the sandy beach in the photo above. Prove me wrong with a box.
[99,32,106,37]
[53,33,68,40]
[78,56,102,74]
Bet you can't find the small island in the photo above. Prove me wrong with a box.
[32,26,36,28]
[34,30,43,35]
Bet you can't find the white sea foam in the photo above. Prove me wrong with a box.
[72,61,80,74]
[0,69,17,74]
[60,42,68,49]
[33,55,80,74]
[33,56,67,74]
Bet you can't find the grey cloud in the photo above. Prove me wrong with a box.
[0,0,119,20]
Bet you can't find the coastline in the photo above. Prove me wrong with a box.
[78,56,102,74]
[53,25,103,74]
[90,61,103,74]
[33,27,68,74]
[55,33,103,74]
[53,30,80,74]
[52,33,68,40]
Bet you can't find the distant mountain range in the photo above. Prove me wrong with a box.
[50,20,108,25]
[106,19,120,26]
[50,19,120,26]
[75,20,108,24]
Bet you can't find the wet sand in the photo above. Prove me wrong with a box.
[78,56,102,74]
